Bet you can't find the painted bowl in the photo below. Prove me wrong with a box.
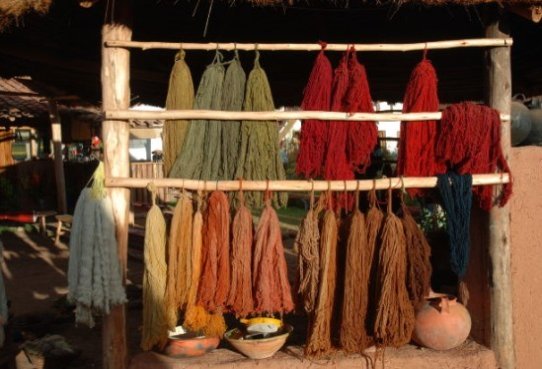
[161,326,219,358]
[224,324,293,359]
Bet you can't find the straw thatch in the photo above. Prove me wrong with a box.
[0,0,52,30]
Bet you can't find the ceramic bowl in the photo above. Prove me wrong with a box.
[161,326,219,358]
[224,324,293,359]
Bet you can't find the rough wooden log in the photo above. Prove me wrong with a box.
[104,38,513,52]
[485,8,515,369]
[104,109,510,122]
[47,100,67,214]
[105,173,510,192]
[101,1,132,369]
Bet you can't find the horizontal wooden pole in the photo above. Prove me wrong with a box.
[106,173,509,192]
[105,109,511,122]
[105,38,513,52]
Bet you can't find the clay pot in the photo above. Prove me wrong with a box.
[412,294,471,350]
[161,326,219,358]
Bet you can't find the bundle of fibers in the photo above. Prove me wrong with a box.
[164,192,193,329]
[183,197,214,335]
[436,102,512,210]
[163,50,195,176]
[253,195,294,314]
[400,201,432,307]
[295,192,324,313]
[305,207,338,358]
[374,190,415,347]
[323,50,354,182]
[67,162,126,329]
[397,55,446,197]
[296,47,333,178]
[220,52,247,180]
[344,49,378,174]
[236,51,287,208]
[365,189,385,334]
[197,191,231,312]
[141,184,169,350]
[169,52,225,180]
[340,201,370,353]
[436,172,473,286]
[227,190,254,317]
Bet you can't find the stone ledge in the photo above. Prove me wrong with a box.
[129,340,497,369]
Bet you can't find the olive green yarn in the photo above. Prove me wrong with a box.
[169,51,225,180]
[235,52,287,208]
[220,52,246,181]
[163,50,195,177]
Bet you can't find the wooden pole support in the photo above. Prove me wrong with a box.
[101,1,132,369]
[104,38,513,52]
[104,109,510,122]
[105,173,510,192]
[486,8,515,369]
[47,100,68,214]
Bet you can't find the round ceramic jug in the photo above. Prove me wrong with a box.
[412,294,471,350]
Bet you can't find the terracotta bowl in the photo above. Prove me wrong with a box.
[224,324,293,360]
[161,326,219,358]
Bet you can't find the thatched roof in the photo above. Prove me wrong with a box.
[2,0,542,109]
[0,0,51,30]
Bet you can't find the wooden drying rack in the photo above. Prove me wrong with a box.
[101,2,514,367]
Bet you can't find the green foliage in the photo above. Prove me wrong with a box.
[420,204,447,234]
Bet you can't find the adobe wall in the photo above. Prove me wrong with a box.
[510,146,542,369]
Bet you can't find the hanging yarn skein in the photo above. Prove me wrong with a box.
[323,50,353,182]
[192,191,229,338]
[296,45,333,178]
[197,191,231,312]
[252,191,294,315]
[183,195,213,334]
[169,51,225,180]
[67,162,126,329]
[400,190,432,307]
[436,102,512,210]
[164,191,193,329]
[295,189,325,313]
[163,50,195,177]
[374,188,415,347]
[305,194,338,358]
[141,184,169,351]
[344,48,378,174]
[340,189,370,353]
[323,50,354,211]
[220,51,247,180]
[227,187,254,318]
[397,52,446,197]
[236,51,288,208]
[365,188,385,334]
[437,173,473,298]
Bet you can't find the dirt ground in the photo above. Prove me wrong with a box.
[0,219,299,369]
[0,224,146,369]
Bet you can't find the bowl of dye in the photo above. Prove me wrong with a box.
[161,326,219,358]
[224,323,292,359]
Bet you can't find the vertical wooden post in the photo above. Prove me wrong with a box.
[47,100,68,214]
[101,1,132,369]
[485,7,515,369]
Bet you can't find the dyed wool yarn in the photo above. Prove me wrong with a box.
[235,51,287,208]
[397,54,446,197]
[296,47,333,178]
[163,50,195,176]
[344,48,378,174]
[436,102,512,210]
[374,189,415,347]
